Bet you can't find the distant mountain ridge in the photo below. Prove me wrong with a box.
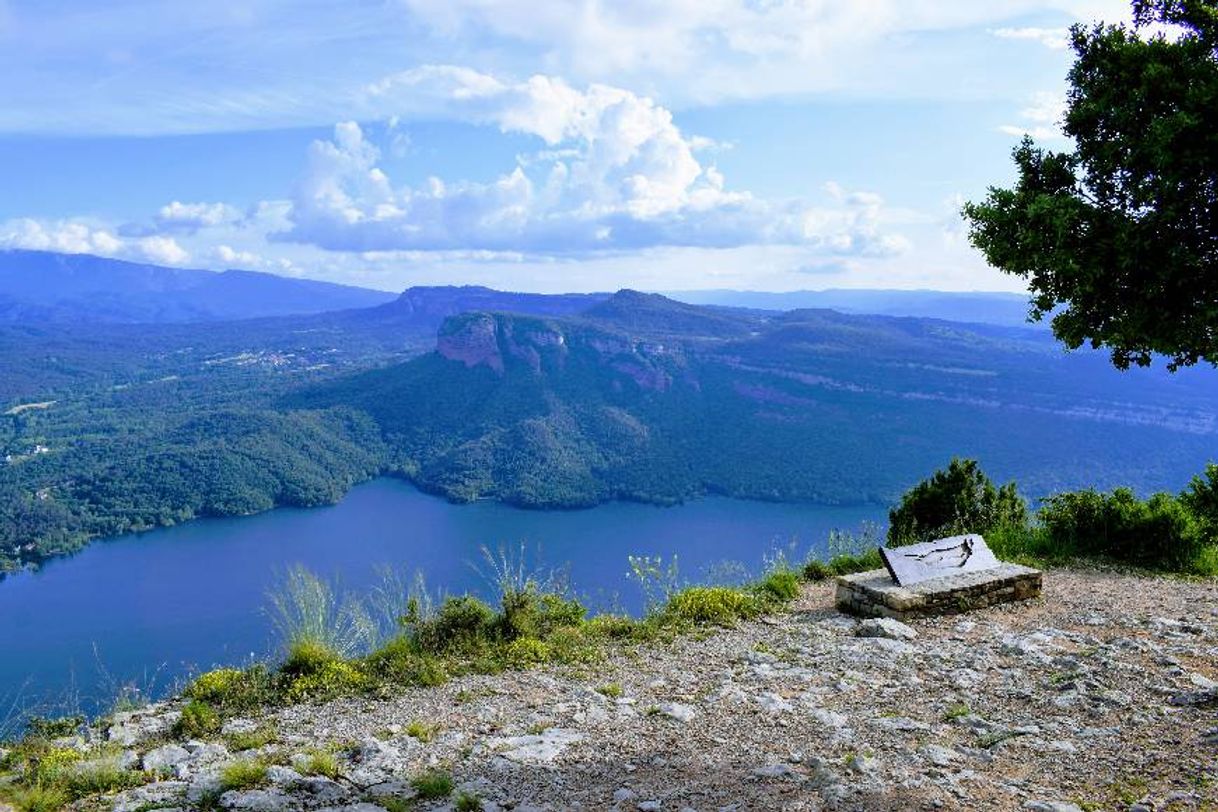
[0,250,397,323]
[297,290,1218,509]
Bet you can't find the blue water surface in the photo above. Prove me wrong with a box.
[0,478,881,718]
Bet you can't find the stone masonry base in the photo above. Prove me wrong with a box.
[835,563,1043,620]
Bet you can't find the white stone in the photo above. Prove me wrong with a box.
[857,617,918,641]
[654,702,697,723]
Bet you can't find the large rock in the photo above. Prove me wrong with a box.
[654,702,697,723]
[143,744,192,774]
[857,617,918,641]
[496,728,584,765]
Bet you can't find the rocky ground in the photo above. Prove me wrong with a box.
[50,570,1218,811]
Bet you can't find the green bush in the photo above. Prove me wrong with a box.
[663,587,760,626]
[23,715,84,739]
[281,638,342,678]
[888,458,1027,546]
[493,589,586,642]
[801,560,832,581]
[186,666,273,712]
[281,659,368,703]
[414,596,495,654]
[754,567,800,604]
[174,700,221,738]
[1039,487,1203,569]
[363,636,448,687]
[502,637,551,668]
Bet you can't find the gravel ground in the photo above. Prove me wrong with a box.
[104,569,1217,812]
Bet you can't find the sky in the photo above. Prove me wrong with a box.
[0,0,1136,293]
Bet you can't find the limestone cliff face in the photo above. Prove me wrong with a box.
[435,311,682,391]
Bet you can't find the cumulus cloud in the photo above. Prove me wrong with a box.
[999,91,1067,140]
[990,26,1072,49]
[281,68,908,257]
[156,200,241,230]
[0,217,191,265]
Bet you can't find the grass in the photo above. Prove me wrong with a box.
[410,769,454,799]
[298,749,341,780]
[596,682,623,699]
[455,791,482,811]
[225,725,278,752]
[219,759,269,792]
[173,699,220,738]
[405,720,438,743]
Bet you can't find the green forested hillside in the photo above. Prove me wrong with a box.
[3,288,1218,571]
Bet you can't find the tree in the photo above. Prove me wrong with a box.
[888,458,1027,546]
[963,0,1218,370]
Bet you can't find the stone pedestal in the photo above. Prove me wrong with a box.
[835,563,1042,620]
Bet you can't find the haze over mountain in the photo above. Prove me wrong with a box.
[0,250,397,323]
[666,289,1040,328]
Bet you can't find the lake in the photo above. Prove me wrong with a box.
[0,478,881,721]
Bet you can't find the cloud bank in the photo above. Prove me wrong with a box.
[281,68,908,257]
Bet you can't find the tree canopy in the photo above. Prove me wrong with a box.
[964,0,1218,370]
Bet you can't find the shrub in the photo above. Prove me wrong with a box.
[582,614,637,640]
[802,560,831,581]
[414,596,495,654]
[174,700,221,739]
[363,636,448,687]
[1040,487,1203,569]
[410,769,454,799]
[455,792,482,811]
[281,638,342,678]
[596,683,623,699]
[827,549,883,576]
[282,660,368,703]
[755,567,800,604]
[4,785,69,812]
[23,715,84,739]
[1181,463,1218,542]
[219,759,269,792]
[502,637,551,668]
[187,667,273,713]
[888,458,1027,546]
[663,587,760,626]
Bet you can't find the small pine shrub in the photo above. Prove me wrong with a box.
[888,458,1027,546]
[410,769,454,799]
[663,587,760,626]
[455,791,482,811]
[174,700,221,739]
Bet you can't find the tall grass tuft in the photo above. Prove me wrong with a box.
[266,565,375,661]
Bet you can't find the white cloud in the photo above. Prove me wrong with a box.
[156,200,241,230]
[283,68,909,257]
[990,26,1072,49]
[999,90,1067,140]
[0,217,191,266]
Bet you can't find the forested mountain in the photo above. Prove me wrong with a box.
[0,250,396,323]
[300,291,1218,509]
[3,287,1217,572]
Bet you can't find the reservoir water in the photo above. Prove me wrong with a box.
[0,478,881,720]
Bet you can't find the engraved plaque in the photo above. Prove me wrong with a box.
[879,533,1001,586]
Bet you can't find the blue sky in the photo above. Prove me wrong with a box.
[0,0,1134,293]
